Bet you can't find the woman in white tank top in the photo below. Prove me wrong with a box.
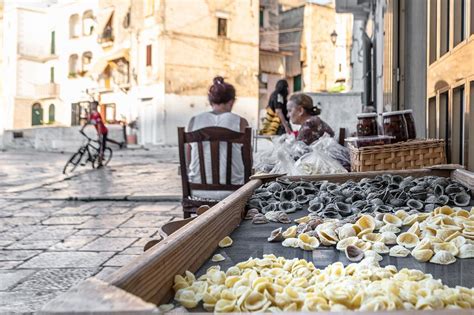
[187,76,249,200]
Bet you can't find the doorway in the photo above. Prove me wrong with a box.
[141,98,154,145]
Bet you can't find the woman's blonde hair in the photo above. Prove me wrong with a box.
[289,93,321,115]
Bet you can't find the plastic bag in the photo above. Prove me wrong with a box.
[310,134,351,171]
[294,150,347,175]
[254,133,350,175]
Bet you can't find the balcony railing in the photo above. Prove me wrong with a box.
[36,83,60,99]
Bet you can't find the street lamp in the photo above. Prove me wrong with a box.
[330,30,338,45]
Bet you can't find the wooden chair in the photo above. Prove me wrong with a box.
[178,126,252,218]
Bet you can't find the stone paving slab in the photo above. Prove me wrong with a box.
[12,268,97,292]
[0,250,41,261]
[81,237,138,252]
[18,251,115,269]
[22,226,76,240]
[78,214,133,229]
[0,261,22,269]
[49,236,97,251]
[73,228,111,236]
[105,227,159,238]
[6,239,59,250]
[42,215,93,225]
[103,254,141,267]
[120,213,173,228]
[0,290,60,313]
[0,269,36,290]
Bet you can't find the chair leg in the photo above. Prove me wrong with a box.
[183,210,191,219]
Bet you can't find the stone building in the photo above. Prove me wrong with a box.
[127,0,260,145]
[426,0,474,169]
[0,0,100,130]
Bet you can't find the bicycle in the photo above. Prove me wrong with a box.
[63,134,113,174]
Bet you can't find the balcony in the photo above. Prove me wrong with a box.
[36,83,60,99]
[98,28,114,45]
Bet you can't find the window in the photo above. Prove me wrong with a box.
[439,91,449,160]
[453,0,467,46]
[69,14,80,38]
[146,44,152,66]
[50,31,55,54]
[293,75,302,92]
[100,13,114,43]
[217,18,227,37]
[48,104,55,123]
[428,0,437,64]
[71,102,91,126]
[428,97,436,138]
[259,6,264,28]
[451,86,465,164]
[82,10,95,36]
[68,54,79,77]
[82,51,93,73]
[145,0,154,16]
[471,0,474,35]
[50,67,55,83]
[32,103,43,126]
[468,81,474,170]
[98,103,117,123]
[440,0,450,56]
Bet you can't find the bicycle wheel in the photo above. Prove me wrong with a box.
[92,147,113,168]
[63,151,83,174]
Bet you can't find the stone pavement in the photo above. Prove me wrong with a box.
[0,147,185,313]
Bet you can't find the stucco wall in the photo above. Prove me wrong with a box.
[3,125,125,152]
[307,92,363,137]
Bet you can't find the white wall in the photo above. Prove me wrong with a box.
[162,94,259,145]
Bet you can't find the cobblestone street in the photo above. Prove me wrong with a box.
[0,147,183,313]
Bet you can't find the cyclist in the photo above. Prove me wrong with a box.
[80,101,108,167]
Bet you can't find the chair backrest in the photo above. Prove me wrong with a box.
[178,126,252,199]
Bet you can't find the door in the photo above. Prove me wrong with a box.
[141,98,154,145]
[32,103,43,126]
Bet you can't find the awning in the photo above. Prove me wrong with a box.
[260,52,285,75]
[89,48,130,77]
[97,7,114,34]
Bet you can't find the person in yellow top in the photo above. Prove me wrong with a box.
[260,79,292,135]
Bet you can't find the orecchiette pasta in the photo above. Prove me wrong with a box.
[170,255,474,312]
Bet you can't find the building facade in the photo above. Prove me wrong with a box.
[426,0,474,170]
[0,0,100,132]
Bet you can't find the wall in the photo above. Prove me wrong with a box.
[160,0,259,144]
[307,92,363,137]
[301,3,337,92]
[3,125,125,152]
[260,0,279,52]
[403,0,427,137]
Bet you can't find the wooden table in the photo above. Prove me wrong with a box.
[41,167,474,314]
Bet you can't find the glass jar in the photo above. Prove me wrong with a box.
[401,109,416,139]
[382,111,408,143]
[356,113,378,137]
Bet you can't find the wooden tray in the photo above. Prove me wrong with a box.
[41,167,474,314]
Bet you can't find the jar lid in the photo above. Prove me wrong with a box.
[382,110,406,117]
[357,113,378,118]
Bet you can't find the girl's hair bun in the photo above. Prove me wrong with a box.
[213,76,225,85]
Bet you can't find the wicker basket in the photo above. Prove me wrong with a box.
[349,139,446,172]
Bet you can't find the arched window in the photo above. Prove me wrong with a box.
[48,104,55,123]
[82,51,93,73]
[69,54,79,77]
[82,10,95,36]
[32,103,43,126]
[69,14,80,38]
